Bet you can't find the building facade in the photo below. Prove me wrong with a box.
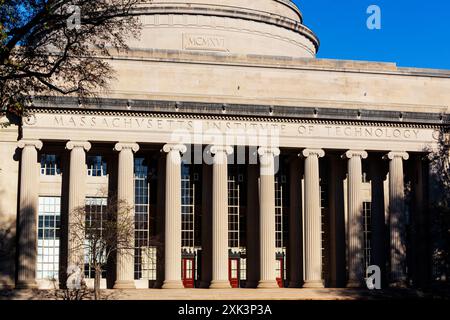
[0,0,449,290]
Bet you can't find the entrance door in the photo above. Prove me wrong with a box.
[182,258,195,288]
[229,258,240,288]
[276,258,284,288]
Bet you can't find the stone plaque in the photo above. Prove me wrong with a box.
[183,33,227,52]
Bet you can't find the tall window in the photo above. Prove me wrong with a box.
[37,197,61,280]
[134,158,155,280]
[84,197,107,279]
[363,201,372,269]
[87,156,107,177]
[228,174,241,248]
[240,258,247,281]
[275,175,288,249]
[40,154,61,176]
[181,164,195,249]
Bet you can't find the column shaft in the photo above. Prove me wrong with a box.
[258,147,280,289]
[113,143,139,289]
[302,149,325,288]
[16,140,42,289]
[66,141,91,270]
[162,144,186,289]
[345,150,367,287]
[386,152,409,286]
[210,146,233,289]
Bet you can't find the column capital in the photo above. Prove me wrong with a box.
[384,151,409,161]
[114,142,139,153]
[162,143,187,154]
[66,140,91,152]
[17,139,43,150]
[258,146,280,157]
[342,150,368,160]
[210,145,234,156]
[302,148,325,158]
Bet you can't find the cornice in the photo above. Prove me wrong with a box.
[28,96,447,129]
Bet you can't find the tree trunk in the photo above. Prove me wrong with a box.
[94,265,101,300]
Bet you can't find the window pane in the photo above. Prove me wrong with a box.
[37,197,61,280]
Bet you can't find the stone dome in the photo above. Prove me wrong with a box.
[129,0,319,58]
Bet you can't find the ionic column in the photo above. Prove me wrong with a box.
[257,147,280,289]
[66,141,91,269]
[384,151,409,286]
[302,148,325,288]
[113,142,139,289]
[16,140,43,289]
[210,145,234,289]
[343,150,368,287]
[162,144,187,289]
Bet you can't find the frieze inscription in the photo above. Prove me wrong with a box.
[43,115,432,142]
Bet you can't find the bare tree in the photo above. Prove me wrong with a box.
[427,127,450,284]
[69,195,135,300]
[0,0,147,121]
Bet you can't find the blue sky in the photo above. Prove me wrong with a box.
[293,0,450,69]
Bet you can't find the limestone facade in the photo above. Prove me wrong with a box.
[0,0,448,290]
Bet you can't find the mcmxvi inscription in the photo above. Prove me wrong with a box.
[183,33,227,52]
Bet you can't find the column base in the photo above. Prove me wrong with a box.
[303,280,324,288]
[162,280,185,289]
[113,280,136,289]
[210,280,232,289]
[15,280,38,290]
[257,280,279,289]
[346,280,363,288]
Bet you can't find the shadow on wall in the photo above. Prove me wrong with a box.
[0,204,32,299]
[0,218,16,289]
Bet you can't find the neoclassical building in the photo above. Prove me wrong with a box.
[0,0,449,291]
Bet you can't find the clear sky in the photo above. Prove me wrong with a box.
[294,0,450,70]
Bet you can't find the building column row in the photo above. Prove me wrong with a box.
[15,139,411,289]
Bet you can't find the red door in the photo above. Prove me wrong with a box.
[229,258,240,288]
[182,258,195,288]
[276,258,284,288]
